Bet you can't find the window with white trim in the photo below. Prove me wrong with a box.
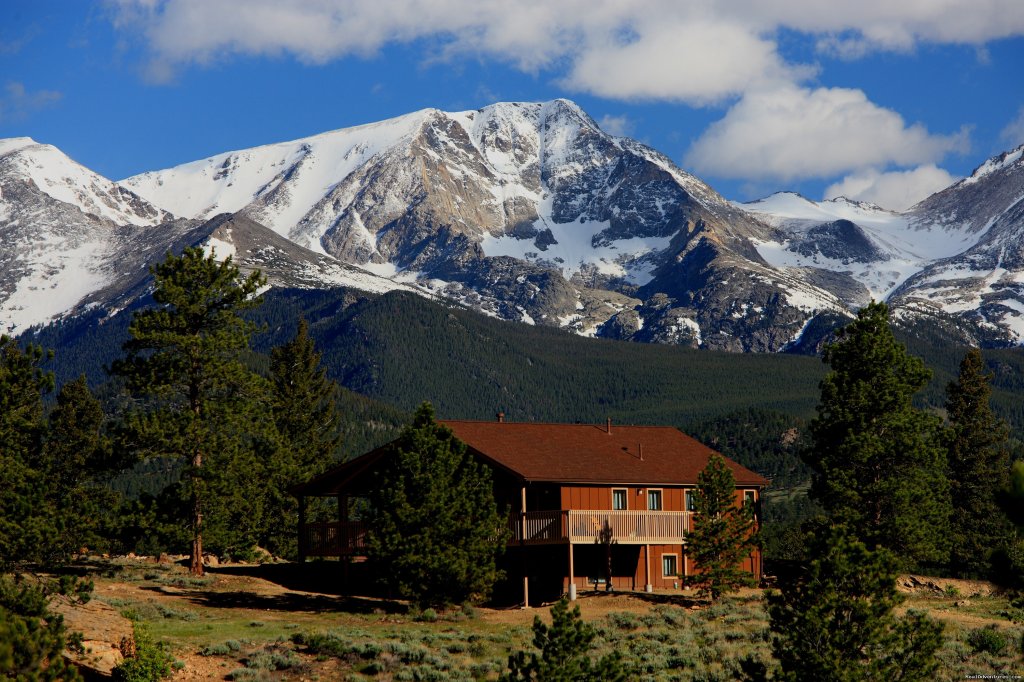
[647,489,662,511]
[612,488,627,511]
[662,553,678,578]
[685,489,696,512]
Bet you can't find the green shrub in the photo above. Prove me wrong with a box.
[415,607,439,623]
[112,625,173,681]
[966,625,1007,655]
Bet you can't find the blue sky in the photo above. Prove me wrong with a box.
[3,1,1024,211]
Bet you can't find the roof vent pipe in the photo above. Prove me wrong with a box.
[606,417,612,434]
[497,412,505,423]
[639,442,643,461]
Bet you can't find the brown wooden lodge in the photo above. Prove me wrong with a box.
[291,416,767,606]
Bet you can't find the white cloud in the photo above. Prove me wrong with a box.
[823,165,957,211]
[1000,106,1024,148]
[106,1,1024,101]
[597,114,634,137]
[0,81,62,122]
[684,85,969,182]
[562,20,810,104]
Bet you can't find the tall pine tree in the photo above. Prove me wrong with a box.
[686,453,758,601]
[945,348,1014,577]
[806,302,950,567]
[365,402,506,608]
[112,247,265,575]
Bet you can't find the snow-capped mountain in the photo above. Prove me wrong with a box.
[742,143,1024,346]
[121,100,851,351]
[0,139,413,335]
[0,138,174,334]
[5,102,1024,351]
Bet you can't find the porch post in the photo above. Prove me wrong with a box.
[644,544,652,593]
[297,496,307,563]
[521,485,529,608]
[567,542,576,601]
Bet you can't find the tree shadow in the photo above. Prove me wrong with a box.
[630,591,705,609]
[177,588,405,615]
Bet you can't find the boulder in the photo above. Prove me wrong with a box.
[51,595,135,678]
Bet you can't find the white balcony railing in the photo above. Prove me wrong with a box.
[509,509,692,545]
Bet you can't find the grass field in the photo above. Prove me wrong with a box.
[81,558,1024,681]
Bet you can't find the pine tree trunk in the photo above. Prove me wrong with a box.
[190,432,204,576]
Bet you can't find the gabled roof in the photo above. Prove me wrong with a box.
[441,420,768,487]
[292,420,769,496]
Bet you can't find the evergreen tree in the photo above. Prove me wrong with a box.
[111,247,265,574]
[0,576,85,681]
[364,402,506,608]
[41,375,121,559]
[262,318,341,558]
[945,348,1015,577]
[686,453,758,601]
[270,317,340,466]
[501,598,625,682]
[0,336,55,569]
[806,301,950,566]
[767,523,944,682]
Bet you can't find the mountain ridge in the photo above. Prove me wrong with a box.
[4,101,1024,350]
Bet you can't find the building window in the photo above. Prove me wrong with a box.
[662,554,678,578]
[685,489,696,511]
[612,489,627,510]
[744,490,756,505]
[647,489,662,511]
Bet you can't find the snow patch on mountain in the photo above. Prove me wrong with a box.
[743,192,985,300]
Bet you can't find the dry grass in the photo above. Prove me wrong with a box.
[81,558,1024,681]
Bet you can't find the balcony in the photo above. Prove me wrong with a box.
[299,509,694,557]
[509,509,693,545]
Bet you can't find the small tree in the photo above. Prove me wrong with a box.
[40,375,122,560]
[262,318,341,558]
[945,348,1015,577]
[501,598,625,682]
[111,247,265,574]
[364,402,506,608]
[768,522,944,681]
[686,453,757,601]
[806,301,950,567]
[0,576,85,681]
[0,336,56,569]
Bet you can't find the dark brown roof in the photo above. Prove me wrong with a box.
[292,420,769,496]
[441,420,768,486]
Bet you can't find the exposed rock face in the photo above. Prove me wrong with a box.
[121,99,849,351]
[5,107,1024,351]
[51,595,135,678]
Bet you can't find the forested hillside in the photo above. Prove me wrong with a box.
[27,286,1024,437]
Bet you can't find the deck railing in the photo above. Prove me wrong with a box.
[299,521,366,557]
[509,510,692,545]
[302,509,693,556]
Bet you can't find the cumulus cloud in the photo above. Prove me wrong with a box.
[105,1,1024,99]
[823,165,957,212]
[1000,106,1024,148]
[684,85,969,182]
[102,0,1022,186]
[0,81,62,122]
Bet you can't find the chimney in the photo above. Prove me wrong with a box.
[606,417,612,434]
[497,412,505,423]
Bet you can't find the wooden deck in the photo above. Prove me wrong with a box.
[299,510,693,557]
[509,509,692,545]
